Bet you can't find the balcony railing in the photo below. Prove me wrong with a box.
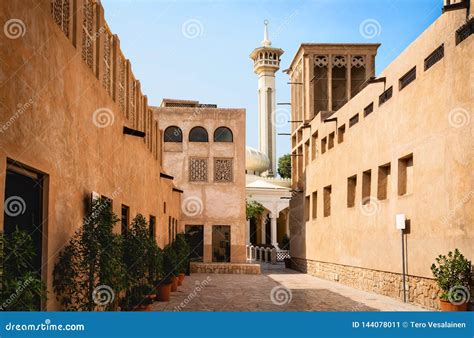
[254,59,279,67]
[245,245,290,264]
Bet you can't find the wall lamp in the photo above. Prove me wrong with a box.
[290,188,303,193]
[366,76,386,85]
[160,172,174,180]
[123,126,145,138]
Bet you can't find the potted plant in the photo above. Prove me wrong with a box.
[155,245,177,299]
[142,284,156,302]
[120,285,153,311]
[173,233,190,285]
[431,248,472,311]
[164,245,179,291]
[53,198,125,311]
[147,239,163,292]
[155,277,172,302]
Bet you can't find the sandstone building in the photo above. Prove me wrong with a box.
[0,0,182,310]
[154,100,247,263]
[286,1,473,309]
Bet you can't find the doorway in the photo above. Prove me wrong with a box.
[212,225,230,262]
[185,224,203,262]
[3,161,46,310]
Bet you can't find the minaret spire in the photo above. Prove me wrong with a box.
[262,19,271,47]
[250,19,284,177]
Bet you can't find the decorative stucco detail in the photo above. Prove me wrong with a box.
[314,55,329,67]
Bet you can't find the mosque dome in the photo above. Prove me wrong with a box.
[246,146,270,174]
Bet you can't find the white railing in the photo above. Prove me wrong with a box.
[246,245,290,265]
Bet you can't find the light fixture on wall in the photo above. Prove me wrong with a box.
[366,76,386,85]
[396,213,407,303]
[123,126,145,138]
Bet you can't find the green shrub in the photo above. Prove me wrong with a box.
[119,284,152,310]
[246,199,264,221]
[431,248,472,301]
[173,233,190,274]
[1,227,47,311]
[53,198,125,311]
[123,214,151,288]
[147,240,163,285]
[162,245,178,281]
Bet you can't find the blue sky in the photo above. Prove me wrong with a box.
[102,0,443,160]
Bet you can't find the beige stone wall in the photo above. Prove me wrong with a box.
[0,0,181,309]
[287,3,473,305]
[291,257,442,309]
[155,107,247,263]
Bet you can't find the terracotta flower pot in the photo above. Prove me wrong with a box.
[156,283,172,301]
[171,276,179,291]
[178,273,185,286]
[439,299,468,311]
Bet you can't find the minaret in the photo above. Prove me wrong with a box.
[250,20,284,177]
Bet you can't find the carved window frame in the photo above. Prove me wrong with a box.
[214,158,233,183]
[189,158,208,182]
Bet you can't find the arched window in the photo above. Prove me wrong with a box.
[189,126,208,142]
[214,127,233,142]
[164,126,182,142]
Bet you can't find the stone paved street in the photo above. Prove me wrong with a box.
[152,264,425,311]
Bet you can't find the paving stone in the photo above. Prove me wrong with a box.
[151,263,424,311]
